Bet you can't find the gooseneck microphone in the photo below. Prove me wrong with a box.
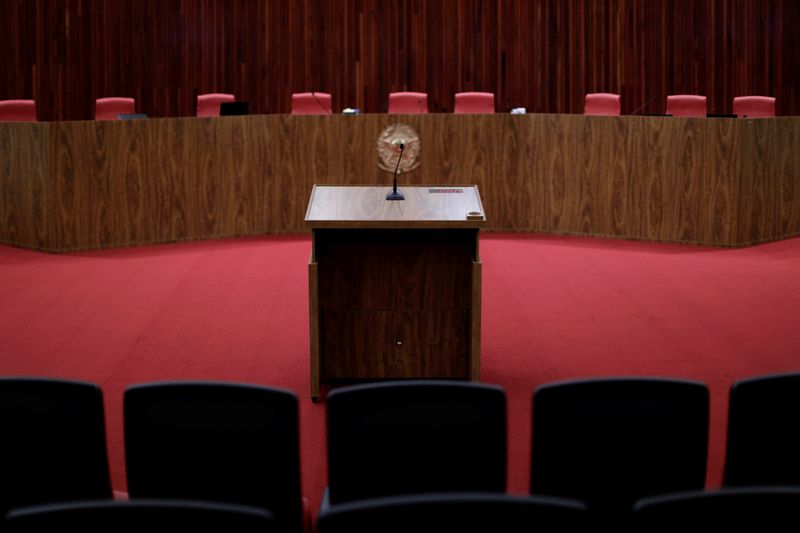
[311,91,328,113]
[386,143,405,201]
[631,96,657,115]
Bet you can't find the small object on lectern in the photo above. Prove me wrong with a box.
[467,211,484,220]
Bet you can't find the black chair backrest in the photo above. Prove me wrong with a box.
[530,377,709,514]
[633,487,800,526]
[124,382,302,533]
[0,378,112,516]
[4,499,273,532]
[723,372,800,486]
[317,492,587,533]
[326,381,507,504]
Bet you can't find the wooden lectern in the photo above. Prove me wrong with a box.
[305,185,486,401]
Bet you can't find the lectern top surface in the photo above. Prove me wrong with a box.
[304,185,486,229]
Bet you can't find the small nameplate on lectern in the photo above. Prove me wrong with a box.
[429,188,464,193]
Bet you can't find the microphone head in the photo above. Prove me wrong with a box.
[399,142,405,150]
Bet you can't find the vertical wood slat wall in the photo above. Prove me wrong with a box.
[1,0,797,121]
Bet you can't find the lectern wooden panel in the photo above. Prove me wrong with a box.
[305,185,485,401]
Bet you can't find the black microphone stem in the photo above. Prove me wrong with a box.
[311,91,327,113]
[631,96,656,116]
[386,143,405,201]
[392,144,404,194]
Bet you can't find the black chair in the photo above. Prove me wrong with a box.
[4,499,273,532]
[0,378,112,517]
[633,487,800,526]
[124,382,302,533]
[723,372,800,487]
[530,377,709,515]
[317,492,588,533]
[326,381,507,505]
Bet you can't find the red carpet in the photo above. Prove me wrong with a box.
[2,233,799,510]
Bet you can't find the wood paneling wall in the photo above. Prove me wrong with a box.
[2,114,799,252]
[1,0,798,121]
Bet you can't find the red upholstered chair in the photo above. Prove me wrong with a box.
[291,92,333,115]
[95,97,136,121]
[733,96,776,118]
[196,93,235,117]
[584,93,621,116]
[454,92,495,114]
[666,95,707,117]
[0,99,37,122]
[388,92,428,114]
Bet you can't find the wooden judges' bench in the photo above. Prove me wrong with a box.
[1,114,799,252]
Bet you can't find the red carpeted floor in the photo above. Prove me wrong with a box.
[1,233,799,510]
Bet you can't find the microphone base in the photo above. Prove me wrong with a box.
[385,189,405,201]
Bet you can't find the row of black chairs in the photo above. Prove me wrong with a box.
[322,375,800,513]
[1,373,799,529]
[7,487,800,531]
[0,379,302,532]
[10,486,800,531]
[3,499,273,532]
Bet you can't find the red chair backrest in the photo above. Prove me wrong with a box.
[197,93,235,117]
[454,92,495,114]
[291,93,333,115]
[388,92,429,114]
[0,100,37,122]
[733,96,776,118]
[95,97,136,121]
[666,95,707,117]
[584,93,621,116]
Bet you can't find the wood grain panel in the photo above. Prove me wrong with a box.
[320,310,469,379]
[700,118,740,244]
[50,121,86,252]
[2,114,800,252]
[143,117,194,245]
[1,1,798,120]
[736,117,800,245]
[774,121,800,236]
[315,227,475,381]
[0,123,51,250]
[317,236,473,311]
[306,186,485,228]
